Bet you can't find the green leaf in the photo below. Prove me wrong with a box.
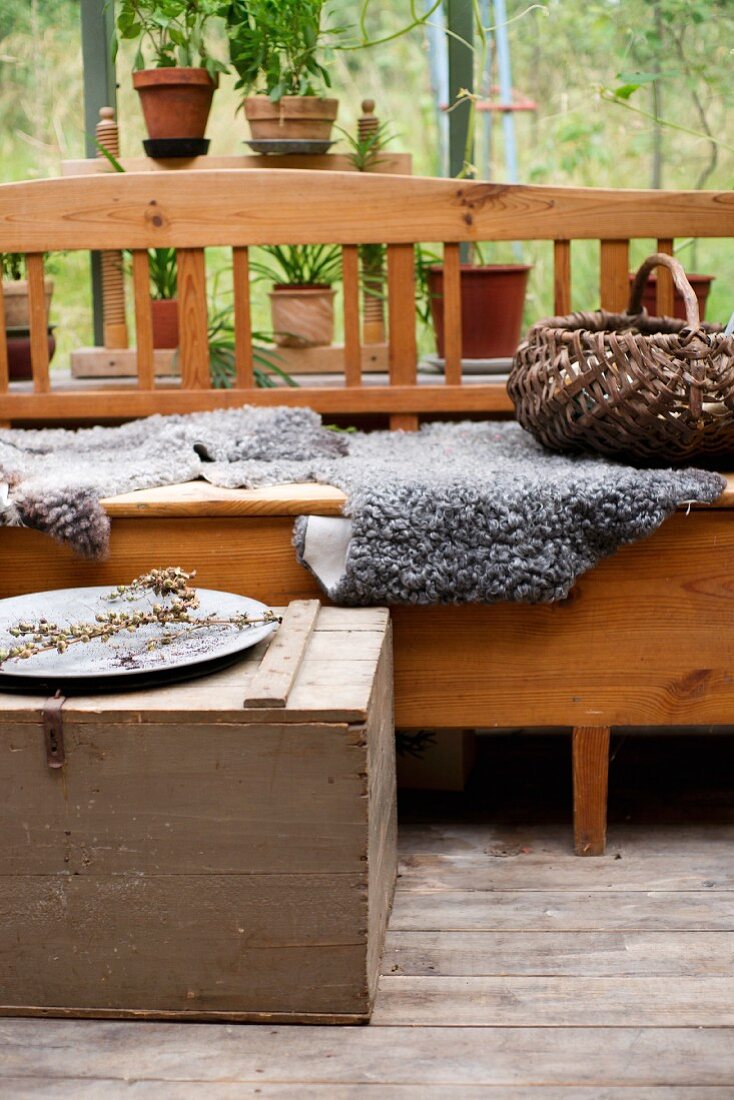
[616,70,661,85]
[613,83,642,101]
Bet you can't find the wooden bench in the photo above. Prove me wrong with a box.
[2,169,734,854]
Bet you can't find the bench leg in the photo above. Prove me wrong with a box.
[572,725,610,856]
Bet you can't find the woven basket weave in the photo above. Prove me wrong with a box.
[508,253,734,463]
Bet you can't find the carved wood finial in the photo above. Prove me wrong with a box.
[96,106,121,159]
[358,99,379,143]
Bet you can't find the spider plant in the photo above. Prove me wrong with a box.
[415,244,442,327]
[207,305,298,389]
[250,244,342,288]
[1,253,24,282]
[338,119,397,173]
[148,247,178,300]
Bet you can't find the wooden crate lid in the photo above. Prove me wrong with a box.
[0,604,390,725]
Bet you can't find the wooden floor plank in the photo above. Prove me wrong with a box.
[5,1082,734,1099]
[398,853,734,891]
[391,891,734,931]
[373,975,734,1026]
[385,931,734,976]
[2,1022,733,1086]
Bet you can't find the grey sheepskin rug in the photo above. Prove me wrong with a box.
[0,406,724,605]
[0,408,347,558]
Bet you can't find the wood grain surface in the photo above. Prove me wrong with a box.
[0,606,396,1022]
[2,172,734,250]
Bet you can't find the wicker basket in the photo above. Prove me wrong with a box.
[508,253,734,463]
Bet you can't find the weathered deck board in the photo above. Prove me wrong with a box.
[2,1022,734,1086]
[385,930,734,976]
[4,1081,734,1099]
[390,890,734,931]
[373,974,734,1026]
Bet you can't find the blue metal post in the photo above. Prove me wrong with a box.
[493,0,517,184]
[424,1,450,176]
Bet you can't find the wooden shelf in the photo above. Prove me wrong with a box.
[60,153,413,177]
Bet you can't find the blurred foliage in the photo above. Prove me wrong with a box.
[1,0,734,365]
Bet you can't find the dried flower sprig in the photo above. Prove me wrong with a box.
[0,567,279,667]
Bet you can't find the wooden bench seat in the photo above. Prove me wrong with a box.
[2,476,734,856]
[2,167,734,854]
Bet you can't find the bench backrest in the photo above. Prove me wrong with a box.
[1,169,732,426]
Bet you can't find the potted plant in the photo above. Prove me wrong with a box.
[116,0,227,152]
[207,304,298,389]
[251,245,341,347]
[427,259,532,361]
[226,0,339,151]
[628,270,714,321]
[148,248,179,348]
[2,253,55,381]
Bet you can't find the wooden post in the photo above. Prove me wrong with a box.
[96,108,129,350]
[572,726,611,856]
[358,100,386,346]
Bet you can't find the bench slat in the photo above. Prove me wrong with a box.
[0,272,8,392]
[387,243,418,430]
[131,250,155,390]
[553,240,572,315]
[599,240,630,312]
[655,238,675,316]
[26,253,49,393]
[442,243,462,385]
[342,245,361,387]
[232,246,254,388]
[177,248,210,390]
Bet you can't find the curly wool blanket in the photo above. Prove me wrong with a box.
[0,406,724,605]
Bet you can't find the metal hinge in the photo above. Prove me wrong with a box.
[42,691,66,769]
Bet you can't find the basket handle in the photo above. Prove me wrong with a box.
[627,253,701,327]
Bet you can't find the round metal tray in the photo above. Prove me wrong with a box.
[0,586,278,693]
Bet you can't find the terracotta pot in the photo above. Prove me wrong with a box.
[151,298,179,349]
[269,285,335,347]
[628,272,714,321]
[132,68,215,141]
[6,329,56,382]
[244,96,339,142]
[428,264,531,360]
[2,279,54,329]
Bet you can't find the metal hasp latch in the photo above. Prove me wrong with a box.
[42,690,66,769]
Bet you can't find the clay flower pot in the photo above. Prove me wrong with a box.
[151,298,179,349]
[132,68,216,141]
[2,279,54,329]
[628,272,714,321]
[428,264,531,360]
[269,285,335,347]
[6,328,56,382]
[244,96,339,142]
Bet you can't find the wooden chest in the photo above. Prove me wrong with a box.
[0,603,396,1024]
